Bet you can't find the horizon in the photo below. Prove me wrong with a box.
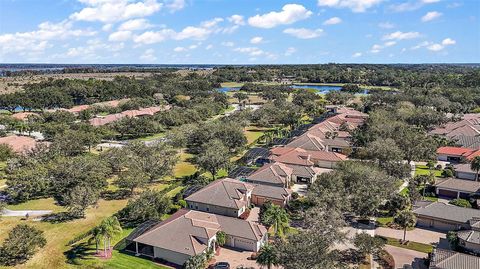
[1,0,479,64]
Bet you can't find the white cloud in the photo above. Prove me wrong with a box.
[285,47,297,56]
[370,41,397,53]
[352,52,362,57]
[442,38,456,45]
[421,11,442,22]
[228,15,245,25]
[205,44,213,50]
[411,41,431,50]
[390,0,439,12]
[248,4,312,28]
[174,26,210,40]
[234,47,264,56]
[378,22,394,29]
[140,48,156,61]
[133,29,174,44]
[318,0,383,13]
[250,36,263,44]
[0,20,96,55]
[283,28,323,39]
[173,46,187,52]
[384,41,396,47]
[201,18,224,28]
[166,0,186,13]
[221,41,234,47]
[323,17,342,25]
[102,23,113,31]
[383,31,420,40]
[108,30,132,41]
[118,18,152,31]
[427,44,443,51]
[70,0,162,23]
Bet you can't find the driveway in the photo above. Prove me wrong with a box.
[291,184,308,196]
[1,209,52,217]
[384,245,428,269]
[246,207,260,223]
[376,227,445,245]
[213,247,261,268]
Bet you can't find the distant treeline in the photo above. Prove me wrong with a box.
[212,64,480,88]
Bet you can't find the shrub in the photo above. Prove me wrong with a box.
[177,199,187,208]
[291,192,300,200]
[442,169,454,178]
[449,198,472,208]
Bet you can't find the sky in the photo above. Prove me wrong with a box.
[0,0,479,64]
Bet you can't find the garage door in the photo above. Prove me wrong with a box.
[234,238,256,251]
[438,189,458,198]
[432,220,460,231]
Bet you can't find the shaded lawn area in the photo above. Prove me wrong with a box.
[72,228,170,269]
[173,152,197,178]
[136,132,166,142]
[0,199,128,269]
[377,236,433,254]
[415,165,443,177]
[244,126,269,145]
[376,216,394,227]
[7,198,64,213]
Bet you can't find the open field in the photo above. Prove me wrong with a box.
[173,151,196,178]
[414,165,443,177]
[0,199,128,269]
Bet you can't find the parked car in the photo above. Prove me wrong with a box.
[213,262,230,269]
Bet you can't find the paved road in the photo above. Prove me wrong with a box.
[1,209,52,217]
[384,245,428,269]
[376,227,445,245]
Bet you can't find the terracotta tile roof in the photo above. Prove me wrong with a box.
[0,135,38,153]
[185,178,254,210]
[270,147,347,165]
[89,105,170,126]
[437,147,476,156]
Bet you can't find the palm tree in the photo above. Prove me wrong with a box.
[256,244,278,269]
[470,156,480,182]
[97,216,122,257]
[261,204,289,237]
[394,210,417,242]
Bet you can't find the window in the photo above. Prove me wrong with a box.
[206,207,209,212]
[195,206,198,209]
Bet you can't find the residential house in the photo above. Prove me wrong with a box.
[457,218,480,255]
[430,114,480,150]
[435,178,480,199]
[246,162,293,188]
[413,201,480,231]
[89,105,170,126]
[436,147,480,163]
[251,184,292,207]
[429,248,480,269]
[185,178,253,218]
[126,209,267,266]
[454,163,479,181]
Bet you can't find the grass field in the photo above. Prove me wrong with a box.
[377,236,433,253]
[173,151,197,178]
[414,165,443,177]
[244,126,268,145]
[136,132,166,142]
[0,199,128,269]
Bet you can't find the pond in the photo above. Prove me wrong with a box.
[217,84,366,94]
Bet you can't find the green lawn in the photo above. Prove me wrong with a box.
[415,165,443,177]
[244,126,267,145]
[7,198,64,213]
[376,216,394,227]
[173,152,197,178]
[377,236,433,253]
[136,132,166,142]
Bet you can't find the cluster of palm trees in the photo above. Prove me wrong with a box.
[89,216,122,257]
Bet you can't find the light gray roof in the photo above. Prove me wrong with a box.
[131,209,267,256]
[252,184,292,201]
[435,178,480,193]
[185,178,253,210]
[455,135,480,150]
[430,248,480,269]
[286,133,326,151]
[454,163,476,174]
[413,202,480,224]
[458,230,480,245]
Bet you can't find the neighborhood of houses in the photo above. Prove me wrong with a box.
[1,101,480,269]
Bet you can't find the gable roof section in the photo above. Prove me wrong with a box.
[286,133,326,151]
[185,178,254,210]
[131,209,267,256]
[436,147,480,160]
[252,185,292,201]
[248,162,292,185]
[413,202,480,224]
[270,147,347,164]
[430,248,480,269]
[435,178,480,193]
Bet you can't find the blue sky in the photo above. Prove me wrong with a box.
[0,0,479,64]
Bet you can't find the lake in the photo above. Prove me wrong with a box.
[218,84,344,93]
